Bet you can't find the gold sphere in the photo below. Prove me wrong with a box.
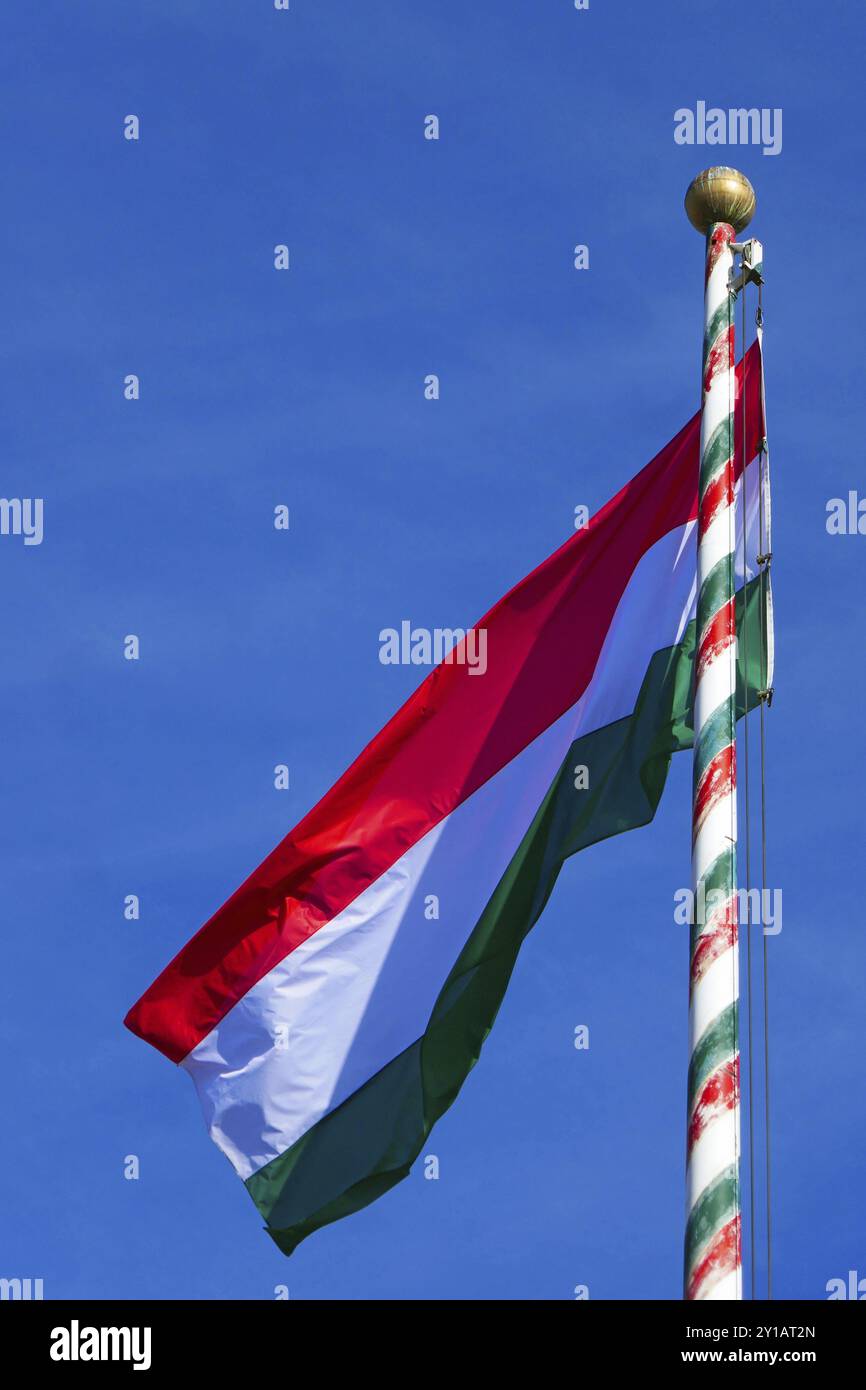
[684,166,756,234]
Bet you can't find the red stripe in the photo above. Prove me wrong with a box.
[125,348,766,1063]
[686,1215,741,1301]
[692,744,736,844]
[690,909,736,992]
[704,223,734,287]
[688,1058,739,1152]
[703,325,734,396]
[696,596,736,683]
[698,466,734,535]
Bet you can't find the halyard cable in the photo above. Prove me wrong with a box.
[756,282,773,1300]
[726,276,742,1297]
[739,274,756,1302]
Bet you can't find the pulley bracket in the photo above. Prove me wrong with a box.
[729,238,764,295]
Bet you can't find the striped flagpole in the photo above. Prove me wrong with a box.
[683,168,756,1301]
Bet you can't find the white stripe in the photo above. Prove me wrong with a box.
[689,947,738,1056]
[185,464,762,1181]
[700,501,737,583]
[702,371,731,435]
[694,649,736,731]
[705,256,730,327]
[686,1107,739,1217]
[703,1268,742,1301]
[700,373,732,456]
[693,792,737,885]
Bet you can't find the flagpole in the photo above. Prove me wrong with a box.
[682,167,756,1301]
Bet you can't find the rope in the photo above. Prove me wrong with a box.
[726,285,741,1292]
[739,277,756,1301]
[756,283,773,1300]
[735,261,774,1302]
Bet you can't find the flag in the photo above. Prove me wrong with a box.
[125,344,770,1255]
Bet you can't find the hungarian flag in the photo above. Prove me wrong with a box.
[125,345,771,1255]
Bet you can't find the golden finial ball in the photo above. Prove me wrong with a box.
[684,166,756,234]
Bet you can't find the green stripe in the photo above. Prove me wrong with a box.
[690,844,735,938]
[702,300,732,372]
[685,1164,738,1275]
[699,417,733,494]
[692,695,736,795]
[694,576,767,792]
[246,578,767,1256]
[687,1002,738,1102]
[697,552,735,638]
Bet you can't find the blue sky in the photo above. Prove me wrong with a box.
[2,0,863,1300]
